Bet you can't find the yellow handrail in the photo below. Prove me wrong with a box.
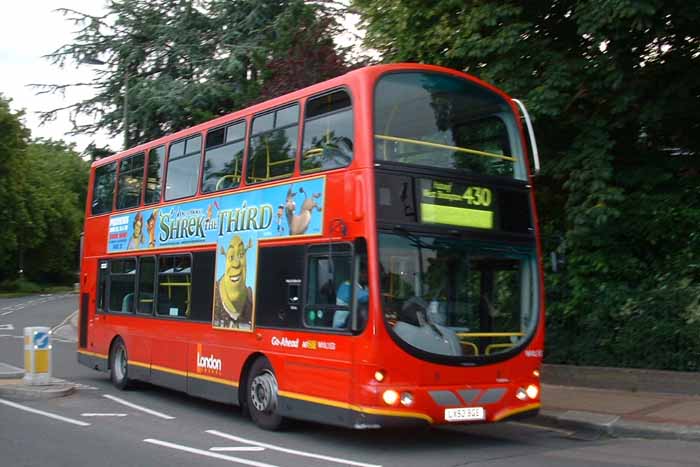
[375,134,516,161]
[215,174,240,191]
[485,343,514,355]
[461,341,479,356]
[457,332,524,338]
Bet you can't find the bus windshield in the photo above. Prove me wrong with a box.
[374,72,526,180]
[379,232,538,361]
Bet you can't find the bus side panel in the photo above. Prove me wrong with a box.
[150,319,188,391]
[186,338,244,405]
[265,332,353,421]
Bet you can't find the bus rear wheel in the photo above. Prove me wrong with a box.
[246,358,284,430]
[110,337,130,390]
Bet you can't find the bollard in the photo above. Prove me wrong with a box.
[23,326,52,385]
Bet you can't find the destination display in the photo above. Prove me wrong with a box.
[418,178,495,229]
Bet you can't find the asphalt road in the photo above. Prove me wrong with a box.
[1,294,700,467]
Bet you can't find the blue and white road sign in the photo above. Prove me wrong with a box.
[33,331,49,349]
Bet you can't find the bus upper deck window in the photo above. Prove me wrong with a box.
[91,162,116,215]
[302,90,353,173]
[145,145,165,204]
[247,104,299,184]
[116,152,145,210]
[165,135,202,201]
[202,121,246,193]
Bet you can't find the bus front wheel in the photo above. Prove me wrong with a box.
[110,337,131,390]
[246,358,284,430]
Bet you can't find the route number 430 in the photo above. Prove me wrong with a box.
[462,187,492,207]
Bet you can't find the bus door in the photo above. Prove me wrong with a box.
[256,243,355,411]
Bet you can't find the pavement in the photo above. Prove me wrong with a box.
[1,307,699,440]
[538,384,700,441]
[0,309,78,400]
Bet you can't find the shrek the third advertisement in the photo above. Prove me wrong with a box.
[107,177,325,331]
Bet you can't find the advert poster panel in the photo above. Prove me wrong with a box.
[107,178,326,331]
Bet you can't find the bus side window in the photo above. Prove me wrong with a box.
[116,152,145,210]
[97,260,108,312]
[137,256,156,315]
[202,121,246,193]
[108,258,136,313]
[157,255,192,318]
[145,145,165,204]
[255,245,306,328]
[189,251,215,322]
[165,135,202,200]
[92,162,116,215]
[302,89,353,173]
[305,247,352,330]
[247,104,299,184]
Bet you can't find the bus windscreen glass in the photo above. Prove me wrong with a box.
[379,232,538,361]
[374,72,526,180]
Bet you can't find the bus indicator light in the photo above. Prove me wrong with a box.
[374,370,385,382]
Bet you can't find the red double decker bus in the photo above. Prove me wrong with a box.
[78,63,544,430]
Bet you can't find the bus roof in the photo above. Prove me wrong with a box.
[90,63,511,168]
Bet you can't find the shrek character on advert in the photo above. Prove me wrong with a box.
[127,212,145,250]
[213,235,254,329]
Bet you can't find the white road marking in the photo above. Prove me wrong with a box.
[103,394,175,420]
[207,430,383,467]
[144,439,279,467]
[210,447,267,452]
[51,309,77,333]
[0,324,14,330]
[0,397,91,427]
[81,413,128,417]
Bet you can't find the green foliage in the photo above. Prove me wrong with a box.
[354,0,700,369]
[38,0,351,149]
[0,278,43,295]
[0,94,89,284]
[22,140,89,283]
[0,95,31,278]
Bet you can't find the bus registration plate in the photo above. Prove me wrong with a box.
[444,407,485,422]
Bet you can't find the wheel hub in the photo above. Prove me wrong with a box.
[250,370,278,413]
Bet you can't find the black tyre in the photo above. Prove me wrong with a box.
[246,357,284,430]
[110,337,130,390]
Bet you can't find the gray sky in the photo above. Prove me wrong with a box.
[0,1,118,151]
[0,1,368,154]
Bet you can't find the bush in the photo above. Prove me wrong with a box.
[0,278,43,294]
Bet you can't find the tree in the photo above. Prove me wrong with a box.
[21,140,89,283]
[257,1,353,101]
[0,96,89,284]
[0,95,31,280]
[353,0,700,369]
[36,0,352,149]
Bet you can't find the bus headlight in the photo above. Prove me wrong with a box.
[382,389,399,405]
[526,384,539,400]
